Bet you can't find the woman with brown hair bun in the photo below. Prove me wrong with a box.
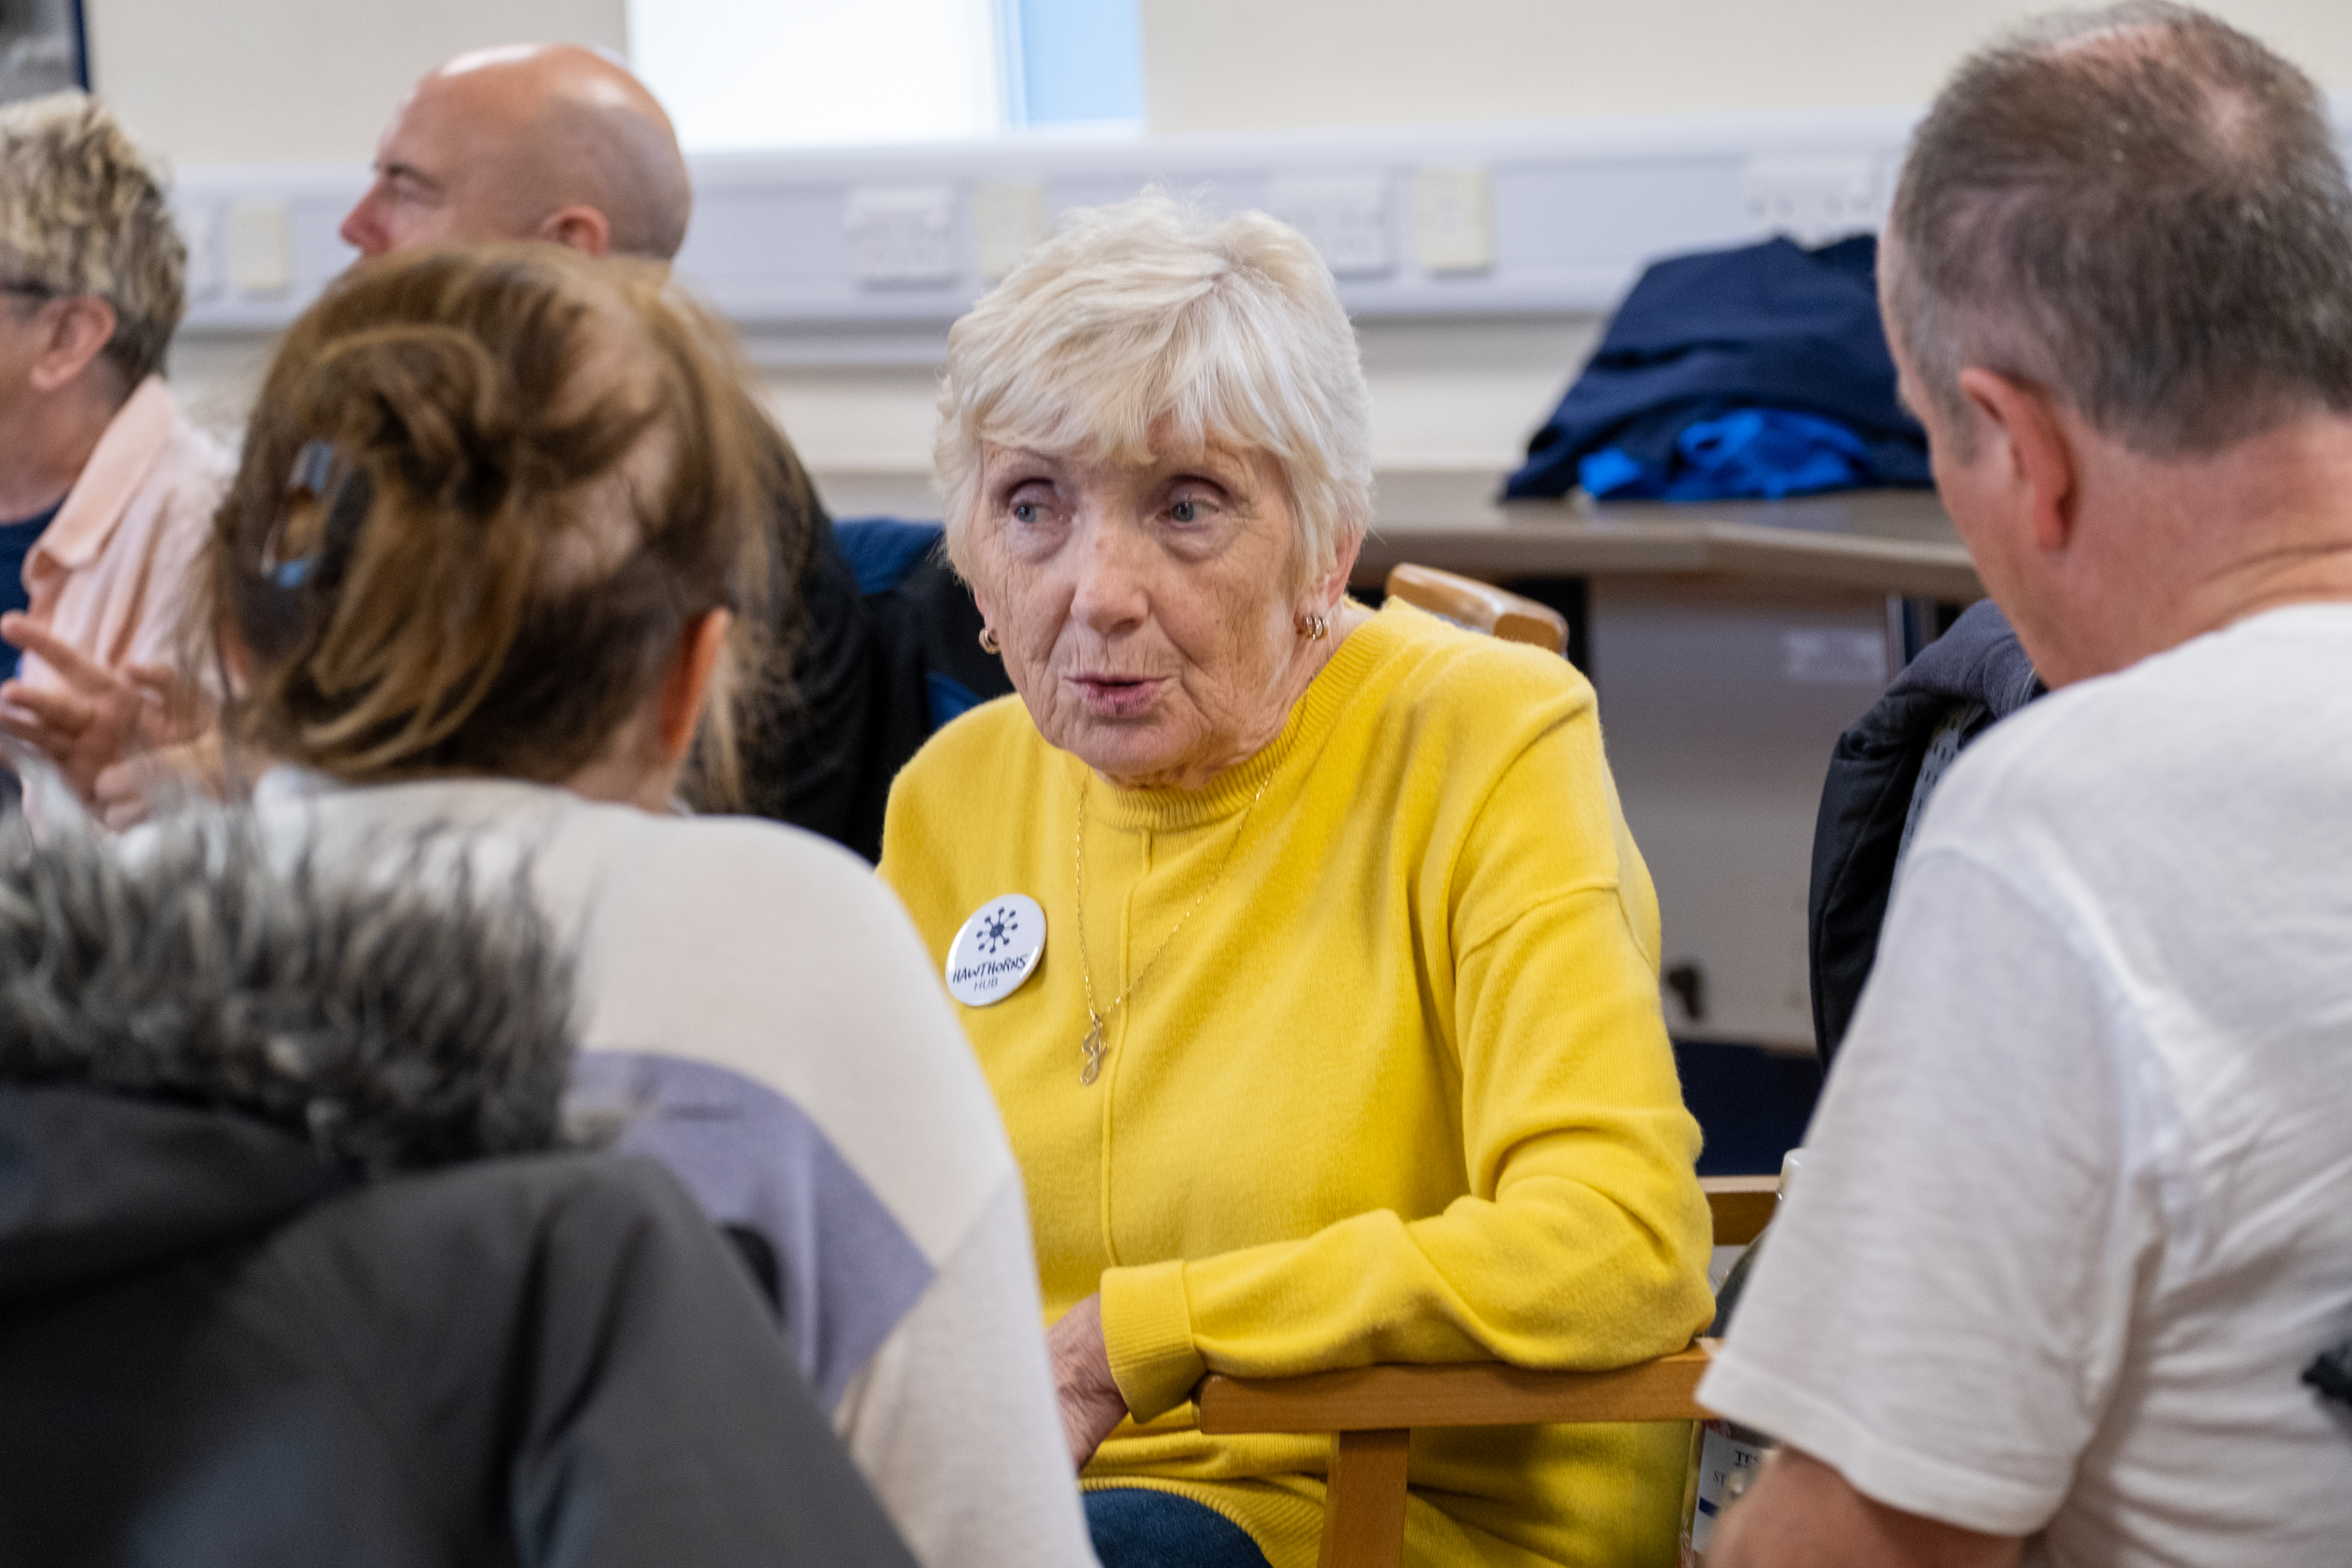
[214,243,1095,1568]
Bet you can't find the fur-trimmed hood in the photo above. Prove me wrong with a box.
[0,811,578,1302]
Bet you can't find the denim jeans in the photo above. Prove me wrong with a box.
[1084,1488,1273,1568]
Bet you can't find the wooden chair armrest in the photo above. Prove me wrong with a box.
[1194,1342,1717,1434]
[1184,1179,1766,1568]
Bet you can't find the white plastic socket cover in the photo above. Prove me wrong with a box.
[845,186,959,287]
[224,202,291,295]
[1412,168,1494,275]
[1267,172,1394,280]
[972,182,1049,280]
[1741,155,1886,247]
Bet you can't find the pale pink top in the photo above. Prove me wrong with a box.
[19,376,233,691]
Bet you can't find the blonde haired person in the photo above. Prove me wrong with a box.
[214,243,1095,1568]
[878,192,1714,1568]
[0,92,230,803]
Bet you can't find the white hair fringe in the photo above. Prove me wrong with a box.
[934,189,1375,582]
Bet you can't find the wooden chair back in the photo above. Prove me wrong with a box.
[1192,1175,1773,1568]
[1383,564,1568,655]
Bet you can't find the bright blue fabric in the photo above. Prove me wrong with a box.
[1085,1489,1271,1568]
[924,672,985,731]
[1506,234,1931,501]
[832,518,944,597]
[1577,407,1878,502]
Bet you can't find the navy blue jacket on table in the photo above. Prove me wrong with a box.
[1506,235,1933,502]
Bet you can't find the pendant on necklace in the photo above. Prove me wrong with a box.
[1080,1021,1106,1086]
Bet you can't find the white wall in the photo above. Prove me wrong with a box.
[87,0,626,165]
[169,314,1603,502]
[92,0,2352,162]
[1139,0,2352,133]
[96,0,2352,490]
[740,316,1604,515]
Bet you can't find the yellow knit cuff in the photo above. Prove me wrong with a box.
[1100,1259,1207,1421]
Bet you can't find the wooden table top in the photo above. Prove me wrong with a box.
[1354,473,1983,602]
[811,466,1984,602]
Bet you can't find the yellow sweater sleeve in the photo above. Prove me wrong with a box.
[1099,701,1716,1421]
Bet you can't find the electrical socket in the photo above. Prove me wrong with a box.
[1412,167,1494,275]
[973,182,1049,280]
[224,202,290,295]
[1268,173,1394,279]
[1741,155,1885,246]
[846,186,958,287]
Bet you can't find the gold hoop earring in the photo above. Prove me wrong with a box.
[979,626,1002,655]
[1298,612,1329,642]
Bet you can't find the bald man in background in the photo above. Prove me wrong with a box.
[337,45,889,854]
[340,45,691,260]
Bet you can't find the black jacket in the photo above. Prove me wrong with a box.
[1807,600,2043,1067]
[740,507,1012,863]
[736,494,883,854]
[0,816,917,1568]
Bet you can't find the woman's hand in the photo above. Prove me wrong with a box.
[0,614,213,806]
[93,732,230,830]
[1047,1294,1130,1472]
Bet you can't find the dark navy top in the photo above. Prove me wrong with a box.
[0,499,62,623]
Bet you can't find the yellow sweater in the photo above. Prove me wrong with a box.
[879,601,1715,1568]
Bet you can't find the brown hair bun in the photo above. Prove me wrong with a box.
[213,243,783,798]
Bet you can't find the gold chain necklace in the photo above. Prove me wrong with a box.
[1072,767,1276,1086]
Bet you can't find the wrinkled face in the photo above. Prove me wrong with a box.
[966,440,1325,790]
[340,77,521,257]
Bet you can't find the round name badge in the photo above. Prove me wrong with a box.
[945,893,1046,1007]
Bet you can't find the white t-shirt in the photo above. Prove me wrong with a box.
[246,773,1099,1568]
[1700,604,2352,1567]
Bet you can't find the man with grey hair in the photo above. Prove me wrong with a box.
[0,93,230,800]
[1701,6,2352,1566]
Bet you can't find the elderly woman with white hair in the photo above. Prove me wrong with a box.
[879,193,1714,1568]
